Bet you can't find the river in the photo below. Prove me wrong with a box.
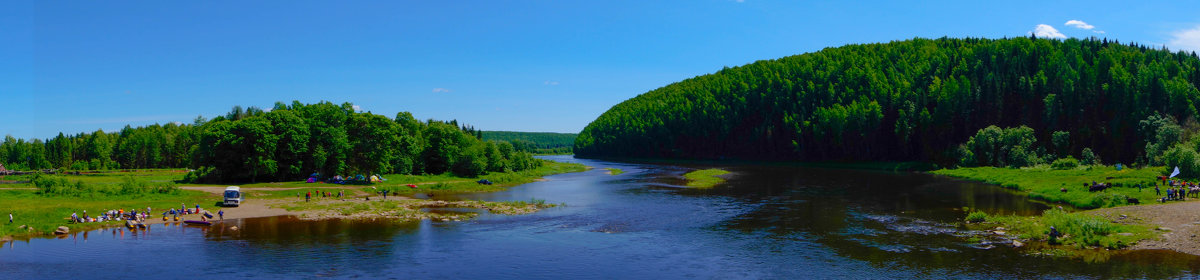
[3,155,1200,278]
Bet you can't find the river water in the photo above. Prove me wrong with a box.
[3,155,1200,279]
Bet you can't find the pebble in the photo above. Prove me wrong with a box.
[1012,240,1024,248]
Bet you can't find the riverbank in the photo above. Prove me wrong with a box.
[931,165,1200,255]
[0,160,587,241]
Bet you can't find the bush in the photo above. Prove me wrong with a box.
[965,211,989,223]
[1081,148,1101,165]
[1042,208,1121,248]
[1051,156,1080,170]
[1163,143,1200,178]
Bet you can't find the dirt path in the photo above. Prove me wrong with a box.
[1088,200,1200,255]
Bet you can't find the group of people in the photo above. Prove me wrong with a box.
[163,203,223,221]
[303,190,346,202]
[69,207,153,223]
[1157,179,1198,202]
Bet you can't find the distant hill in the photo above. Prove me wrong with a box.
[482,131,576,155]
[575,37,1200,166]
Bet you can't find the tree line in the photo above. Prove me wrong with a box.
[575,37,1200,169]
[1,101,543,183]
[481,131,576,154]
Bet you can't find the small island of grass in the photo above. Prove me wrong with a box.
[684,168,730,188]
[604,168,625,175]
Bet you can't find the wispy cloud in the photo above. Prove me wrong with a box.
[543,81,559,86]
[1031,24,1066,39]
[352,105,362,111]
[432,88,452,93]
[1065,20,1105,34]
[1168,25,1200,52]
[1065,20,1094,30]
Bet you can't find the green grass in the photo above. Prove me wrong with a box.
[978,208,1154,249]
[931,165,1164,209]
[270,197,558,221]
[369,161,587,195]
[684,168,730,188]
[965,211,989,223]
[0,189,213,239]
[604,168,625,175]
[1,169,190,188]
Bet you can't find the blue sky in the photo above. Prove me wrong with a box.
[3,0,1200,140]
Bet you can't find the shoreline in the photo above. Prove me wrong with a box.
[0,161,587,242]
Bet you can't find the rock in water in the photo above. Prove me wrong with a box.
[1012,240,1024,248]
[54,226,69,235]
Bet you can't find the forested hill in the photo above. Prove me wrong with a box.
[481,131,576,154]
[575,37,1200,166]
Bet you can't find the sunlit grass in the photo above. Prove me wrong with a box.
[684,168,730,188]
[976,208,1154,249]
[604,168,625,175]
[932,165,1164,209]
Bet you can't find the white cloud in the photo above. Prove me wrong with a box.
[432,88,451,93]
[1065,20,1094,30]
[1031,24,1066,39]
[543,81,559,86]
[263,107,273,112]
[1167,25,1200,52]
[352,105,362,111]
[1065,20,1106,34]
[171,121,184,125]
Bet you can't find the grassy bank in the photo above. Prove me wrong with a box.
[368,160,587,195]
[684,168,730,188]
[270,198,557,221]
[0,160,586,240]
[931,165,1163,209]
[937,165,1171,253]
[605,168,624,175]
[0,189,213,239]
[966,208,1155,250]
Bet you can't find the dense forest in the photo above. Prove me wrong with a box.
[481,131,576,154]
[575,37,1200,170]
[0,101,545,183]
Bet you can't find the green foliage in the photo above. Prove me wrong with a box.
[1051,131,1071,158]
[575,37,1200,165]
[1140,114,1183,165]
[965,211,989,223]
[963,125,1042,168]
[1050,156,1080,170]
[1042,208,1121,249]
[1162,143,1200,178]
[1081,148,1101,165]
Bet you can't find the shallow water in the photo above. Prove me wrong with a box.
[4,156,1200,279]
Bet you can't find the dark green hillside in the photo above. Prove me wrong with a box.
[482,131,576,154]
[575,37,1200,166]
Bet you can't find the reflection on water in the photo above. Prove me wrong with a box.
[4,155,1200,278]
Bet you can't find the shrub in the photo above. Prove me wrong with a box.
[1042,208,1121,248]
[1051,156,1080,170]
[1081,148,1101,165]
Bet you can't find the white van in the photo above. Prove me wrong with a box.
[224,186,243,207]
